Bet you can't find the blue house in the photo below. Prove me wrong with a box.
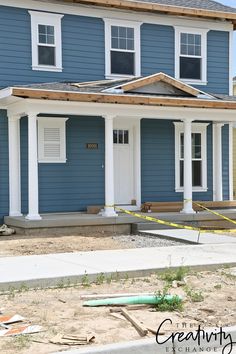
[0,0,236,223]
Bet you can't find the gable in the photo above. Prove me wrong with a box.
[126,81,193,96]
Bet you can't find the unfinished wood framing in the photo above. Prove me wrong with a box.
[11,88,236,110]
[120,72,200,97]
[61,0,236,28]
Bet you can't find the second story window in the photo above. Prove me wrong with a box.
[29,11,64,72]
[104,19,141,79]
[175,27,208,85]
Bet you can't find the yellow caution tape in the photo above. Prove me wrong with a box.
[105,205,236,235]
[193,201,236,226]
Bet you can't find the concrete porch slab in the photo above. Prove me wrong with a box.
[141,229,236,244]
[0,243,235,291]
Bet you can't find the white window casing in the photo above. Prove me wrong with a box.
[38,118,68,163]
[29,11,64,72]
[103,18,142,79]
[175,26,209,85]
[174,122,209,192]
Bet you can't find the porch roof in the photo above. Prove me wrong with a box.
[2,72,236,110]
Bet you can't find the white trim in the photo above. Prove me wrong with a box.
[229,30,234,96]
[229,122,233,201]
[29,11,63,72]
[0,0,233,32]
[37,117,68,163]
[174,26,209,85]
[103,18,142,79]
[8,115,22,217]
[26,111,41,220]
[212,123,224,201]
[174,122,209,193]
[134,118,141,209]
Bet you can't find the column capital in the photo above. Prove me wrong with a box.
[27,110,39,118]
[181,118,195,124]
[213,122,225,128]
[8,114,21,122]
[103,114,116,121]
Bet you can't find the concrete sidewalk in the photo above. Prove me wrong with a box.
[141,229,236,244]
[0,243,235,290]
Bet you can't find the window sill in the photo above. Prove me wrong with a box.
[179,79,208,86]
[106,74,137,80]
[32,65,63,72]
[38,160,67,163]
[175,188,208,193]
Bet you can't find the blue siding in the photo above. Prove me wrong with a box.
[141,119,213,203]
[222,124,229,200]
[21,116,105,214]
[0,6,105,87]
[0,6,230,95]
[196,30,229,95]
[141,24,175,77]
[0,110,9,222]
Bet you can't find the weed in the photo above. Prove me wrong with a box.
[18,283,29,293]
[13,335,31,349]
[185,287,204,302]
[106,274,113,284]
[7,286,16,300]
[160,267,189,283]
[81,272,90,287]
[96,273,106,285]
[154,286,183,312]
[214,284,222,290]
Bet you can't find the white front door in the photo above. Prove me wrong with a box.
[113,122,134,205]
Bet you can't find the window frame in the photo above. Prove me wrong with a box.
[174,122,209,192]
[37,117,68,163]
[103,18,142,79]
[175,27,208,85]
[29,11,64,72]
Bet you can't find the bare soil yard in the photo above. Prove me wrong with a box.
[0,233,182,256]
[0,268,235,354]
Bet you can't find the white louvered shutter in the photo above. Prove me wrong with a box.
[38,118,68,163]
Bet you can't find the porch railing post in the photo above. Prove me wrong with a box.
[181,119,195,214]
[102,115,117,217]
[25,111,41,220]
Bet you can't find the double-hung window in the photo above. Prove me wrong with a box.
[104,19,141,78]
[175,27,208,85]
[29,11,63,72]
[174,122,209,192]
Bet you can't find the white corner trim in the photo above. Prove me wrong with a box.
[229,122,233,200]
[174,122,209,193]
[174,26,209,85]
[37,117,68,163]
[103,18,142,79]
[229,30,234,96]
[29,11,64,72]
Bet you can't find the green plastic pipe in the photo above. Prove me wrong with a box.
[83,295,182,307]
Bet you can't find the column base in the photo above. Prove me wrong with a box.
[9,212,23,217]
[25,214,42,220]
[180,208,196,214]
[101,207,118,217]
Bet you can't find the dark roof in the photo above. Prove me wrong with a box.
[136,0,236,13]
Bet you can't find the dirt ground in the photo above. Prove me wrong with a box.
[0,234,133,256]
[0,268,235,354]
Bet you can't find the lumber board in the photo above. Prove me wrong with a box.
[120,308,148,336]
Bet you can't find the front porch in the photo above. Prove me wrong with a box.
[4,206,236,235]
[1,73,236,223]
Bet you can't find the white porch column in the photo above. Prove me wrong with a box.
[8,114,22,216]
[25,112,41,220]
[213,123,224,201]
[134,118,141,209]
[102,115,117,217]
[181,119,195,214]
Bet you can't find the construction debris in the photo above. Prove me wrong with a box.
[0,224,15,236]
[80,292,154,300]
[0,314,25,325]
[0,325,43,337]
[120,308,148,337]
[50,333,95,346]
